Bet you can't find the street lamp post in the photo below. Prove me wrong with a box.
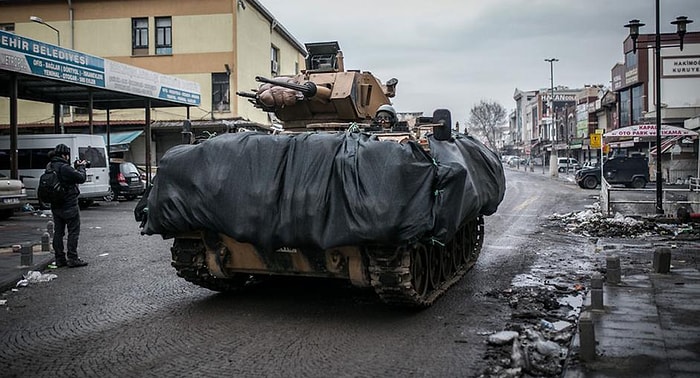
[545,58,559,175]
[625,2,693,215]
[30,16,63,134]
[30,16,60,46]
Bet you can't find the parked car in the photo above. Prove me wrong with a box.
[0,173,27,220]
[104,161,145,201]
[557,157,581,172]
[575,155,649,189]
[507,157,526,167]
[579,160,598,170]
[501,155,516,164]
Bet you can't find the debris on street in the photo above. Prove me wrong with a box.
[15,270,57,287]
[480,283,582,377]
[546,204,700,238]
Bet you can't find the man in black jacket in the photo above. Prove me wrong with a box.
[50,143,88,268]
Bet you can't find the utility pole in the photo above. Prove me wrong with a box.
[545,58,559,176]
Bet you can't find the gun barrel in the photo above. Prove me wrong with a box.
[255,76,317,98]
[236,91,258,99]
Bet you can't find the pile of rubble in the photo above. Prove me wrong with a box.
[479,285,583,377]
[546,204,690,238]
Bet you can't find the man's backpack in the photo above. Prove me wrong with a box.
[38,165,66,205]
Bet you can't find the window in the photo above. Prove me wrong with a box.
[625,51,637,69]
[155,17,172,55]
[0,148,52,170]
[271,46,280,76]
[79,146,107,168]
[73,107,90,115]
[631,85,644,124]
[0,23,14,33]
[132,18,148,56]
[619,85,644,127]
[620,89,631,127]
[212,72,230,112]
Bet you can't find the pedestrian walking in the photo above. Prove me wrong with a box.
[49,143,89,268]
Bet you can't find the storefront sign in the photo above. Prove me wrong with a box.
[604,124,699,138]
[663,56,700,77]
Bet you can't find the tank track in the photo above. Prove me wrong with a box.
[368,216,484,308]
[170,238,250,292]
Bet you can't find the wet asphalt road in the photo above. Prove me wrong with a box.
[0,168,593,377]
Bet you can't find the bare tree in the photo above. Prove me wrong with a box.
[467,100,507,152]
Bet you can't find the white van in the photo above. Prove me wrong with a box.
[556,157,581,172]
[0,134,110,207]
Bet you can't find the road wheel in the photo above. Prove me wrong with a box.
[631,177,646,188]
[427,244,442,289]
[103,187,115,202]
[582,175,598,189]
[411,245,430,298]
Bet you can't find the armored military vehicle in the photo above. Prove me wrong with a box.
[137,42,506,307]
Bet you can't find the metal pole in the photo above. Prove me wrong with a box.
[545,58,559,175]
[9,73,18,180]
[550,61,554,141]
[655,0,663,214]
[145,99,152,185]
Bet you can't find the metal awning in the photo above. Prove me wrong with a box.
[99,130,143,152]
[650,136,684,156]
[0,71,191,109]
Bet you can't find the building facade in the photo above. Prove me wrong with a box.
[0,0,306,165]
[611,30,700,182]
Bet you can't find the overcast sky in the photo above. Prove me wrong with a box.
[261,0,699,129]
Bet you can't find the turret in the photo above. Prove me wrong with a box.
[237,41,398,130]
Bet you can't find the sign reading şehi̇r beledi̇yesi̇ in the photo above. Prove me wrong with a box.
[0,30,200,106]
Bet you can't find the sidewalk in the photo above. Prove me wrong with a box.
[0,245,55,293]
[0,211,56,293]
[565,247,700,377]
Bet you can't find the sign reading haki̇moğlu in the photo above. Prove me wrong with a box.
[0,30,200,106]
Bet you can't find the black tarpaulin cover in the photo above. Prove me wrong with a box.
[142,131,505,251]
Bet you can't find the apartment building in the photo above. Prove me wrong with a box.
[0,0,306,163]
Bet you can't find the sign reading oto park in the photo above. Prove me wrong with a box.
[604,124,698,138]
[0,30,200,106]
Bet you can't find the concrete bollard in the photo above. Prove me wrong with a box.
[46,220,54,238]
[41,232,51,252]
[653,247,672,274]
[606,255,621,285]
[578,311,596,362]
[590,273,604,311]
[20,243,33,266]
